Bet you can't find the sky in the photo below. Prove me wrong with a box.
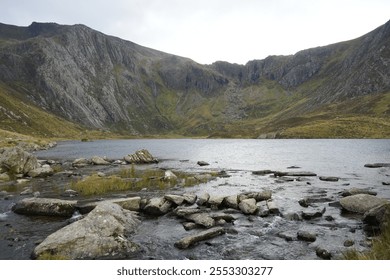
[1,0,390,64]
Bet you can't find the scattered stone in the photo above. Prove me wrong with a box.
[164,194,184,206]
[316,247,332,259]
[341,188,377,197]
[297,230,317,242]
[143,197,172,216]
[302,207,326,220]
[182,193,197,205]
[210,213,236,223]
[344,240,355,247]
[0,147,39,175]
[197,193,210,206]
[72,158,90,168]
[266,200,280,214]
[216,170,230,178]
[197,161,209,166]
[239,198,258,215]
[275,177,295,183]
[224,195,239,209]
[340,194,389,214]
[28,165,54,178]
[91,156,110,165]
[364,163,390,168]
[208,195,225,209]
[174,207,202,218]
[109,197,141,212]
[325,215,334,221]
[255,190,272,201]
[174,227,225,249]
[32,202,139,259]
[183,222,197,231]
[186,213,215,228]
[124,149,158,164]
[363,203,390,230]
[283,212,302,221]
[12,197,77,217]
[274,171,317,177]
[252,170,274,175]
[319,176,339,182]
[278,231,296,241]
[298,198,309,208]
[163,170,177,181]
[256,201,270,217]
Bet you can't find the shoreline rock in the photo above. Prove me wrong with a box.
[12,197,77,217]
[124,149,158,164]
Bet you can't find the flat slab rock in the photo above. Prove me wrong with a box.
[12,197,77,217]
[174,227,225,249]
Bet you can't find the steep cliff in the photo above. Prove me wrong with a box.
[0,20,389,138]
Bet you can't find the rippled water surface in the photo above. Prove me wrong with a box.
[1,139,389,259]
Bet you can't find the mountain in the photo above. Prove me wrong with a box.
[0,21,389,139]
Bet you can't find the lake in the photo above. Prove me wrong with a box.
[1,139,389,259]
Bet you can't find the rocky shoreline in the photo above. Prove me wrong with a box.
[1,146,390,260]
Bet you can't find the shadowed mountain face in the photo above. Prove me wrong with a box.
[0,21,389,138]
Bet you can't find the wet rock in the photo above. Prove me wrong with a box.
[197,161,210,166]
[186,213,215,228]
[278,231,296,241]
[275,177,295,183]
[302,207,326,220]
[109,197,141,212]
[72,158,90,168]
[266,200,280,214]
[256,201,270,217]
[319,176,339,182]
[194,174,213,181]
[363,203,390,229]
[163,170,177,181]
[0,147,39,175]
[224,195,239,209]
[174,207,202,218]
[174,227,225,249]
[216,170,230,178]
[210,213,236,223]
[283,212,302,221]
[274,171,317,177]
[197,193,210,206]
[28,165,54,178]
[383,182,390,186]
[297,230,317,242]
[340,194,389,214]
[32,202,139,259]
[344,240,355,247]
[62,189,79,197]
[341,188,377,197]
[164,194,184,206]
[91,156,110,165]
[183,222,197,231]
[12,197,77,217]
[182,193,197,205]
[0,190,8,197]
[239,198,258,215]
[20,187,33,196]
[252,170,274,175]
[364,163,390,168]
[299,198,310,208]
[124,149,158,164]
[316,247,332,259]
[16,179,30,184]
[256,190,272,201]
[143,197,172,216]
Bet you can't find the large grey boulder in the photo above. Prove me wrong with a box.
[363,203,390,229]
[239,198,258,215]
[186,213,215,228]
[12,197,77,217]
[124,149,158,164]
[0,147,39,175]
[224,195,239,209]
[340,194,389,214]
[341,188,377,197]
[32,202,139,259]
[143,197,172,216]
[174,227,225,249]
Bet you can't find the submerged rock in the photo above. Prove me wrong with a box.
[12,197,77,217]
[364,163,390,168]
[340,194,389,214]
[174,227,225,249]
[274,171,317,177]
[32,202,139,259]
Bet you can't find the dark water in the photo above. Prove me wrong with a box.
[1,139,389,259]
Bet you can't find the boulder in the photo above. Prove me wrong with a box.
[256,201,270,217]
[197,161,210,166]
[164,194,185,206]
[186,213,215,228]
[28,165,54,178]
[224,195,239,209]
[174,207,202,218]
[341,188,377,197]
[302,207,326,220]
[12,197,77,217]
[316,247,332,260]
[266,200,280,214]
[124,149,158,164]
[143,197,172,216]
[340,194,389,214]
[363,203,390,229]
[0,172,10,181]
[197,193,210,206]
[297,230,317,242]
[72,158,90,168]
[183,222,198,231]
[208,195,225,209]
[32,202,139,259]
[239,198,258,215]
[182,193,197,205]
[163,170,177,181]
[174,227,225,249]
[0,147,39,175]
[91,156,110,165]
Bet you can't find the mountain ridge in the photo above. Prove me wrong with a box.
[0,20,389,139]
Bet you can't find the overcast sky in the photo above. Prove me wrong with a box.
[2,0,390,64]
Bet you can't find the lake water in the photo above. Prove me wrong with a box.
[1,139,390,259]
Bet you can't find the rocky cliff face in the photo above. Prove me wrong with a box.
[0,20,389,137]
